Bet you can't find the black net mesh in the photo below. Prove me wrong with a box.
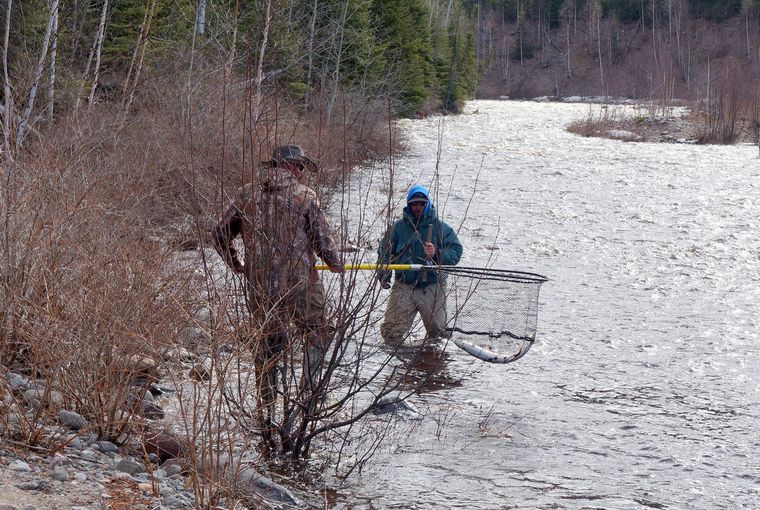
[442,267,547,364]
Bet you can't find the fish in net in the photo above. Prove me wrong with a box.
[442,267,547,364]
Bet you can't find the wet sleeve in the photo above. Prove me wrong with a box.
[211,197,244,273]
[437,222,463,266]
[307,201,342,268]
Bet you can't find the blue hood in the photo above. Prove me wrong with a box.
[405,184,432,216]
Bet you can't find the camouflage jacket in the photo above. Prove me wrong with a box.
[212,169,342,296]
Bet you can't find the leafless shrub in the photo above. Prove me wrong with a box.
[695,60,760,145]
[566,104,618,137]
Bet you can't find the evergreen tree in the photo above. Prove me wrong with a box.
[371,0,437,115]
[688,0,742,21]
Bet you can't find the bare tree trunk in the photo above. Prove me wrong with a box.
[476,0,481,74]
[123,0,158,115]
[251,0,273,126]
[47,0,58,122]
[565,23,571,76]
[87,0,109,109]
[2,0,12,159]
[16,0,58,149]
[305,0,319,108]
[595,1,604,92]
[326,0,349,124]
[747,12,752,57]
[227,0,240,76]
[197,0,207,36]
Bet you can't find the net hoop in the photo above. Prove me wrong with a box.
[439,266,548,284]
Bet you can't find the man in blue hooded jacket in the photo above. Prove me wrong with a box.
[377,185,463,343]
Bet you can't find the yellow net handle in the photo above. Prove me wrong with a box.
[314,263,425,271]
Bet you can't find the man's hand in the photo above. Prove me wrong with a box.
[329,264,345,274]
[423,242,436,259]
[376,270,391,289]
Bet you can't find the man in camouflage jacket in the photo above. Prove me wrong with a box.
[211,145,344,441]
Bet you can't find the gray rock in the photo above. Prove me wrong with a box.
[47,455,63,469]
[74,472,87,482]
[8,460,32,472]
[48,390,65,407]
[17,481,40,490]
[0,504,19,510]
[8,372,30,391]
[97,440,118,453]
[142,393,165,420]
[161,495,184,508]
[116,458,145,475]
[79,449,98,461]
[22,388,64,408]
[50,467,70,481]
[163,464,183,477]
[235,468,301,507]
[68,439,84,450]
[57,410,88,431]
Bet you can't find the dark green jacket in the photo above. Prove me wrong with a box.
[377,204,463,288]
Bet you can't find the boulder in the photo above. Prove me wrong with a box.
[58,410,88,431]
[234,467,301,507]
[142,429,189,462]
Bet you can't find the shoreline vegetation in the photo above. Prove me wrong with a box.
[2,0,760,508]
[560,96,760,146]
[1,0,480,507]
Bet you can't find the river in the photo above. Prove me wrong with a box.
[330,100,760,509]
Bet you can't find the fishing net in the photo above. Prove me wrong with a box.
[442,267,548,364]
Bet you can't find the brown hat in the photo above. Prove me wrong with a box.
[264,145,318,173]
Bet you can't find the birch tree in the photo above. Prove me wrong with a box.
[2,0,12,159]
[251,0,273,127]
[16,0,59,150]
[122,0,159,116]
[47,0,58,122]
[87,0,109,109]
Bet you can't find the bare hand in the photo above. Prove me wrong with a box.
[329,264,345,274]
[423,242,436,259]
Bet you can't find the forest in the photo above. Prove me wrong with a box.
[476,0,760,102]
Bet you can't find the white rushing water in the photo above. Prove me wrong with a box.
[335,100,760,509]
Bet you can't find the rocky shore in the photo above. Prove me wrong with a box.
[1,363,302,510]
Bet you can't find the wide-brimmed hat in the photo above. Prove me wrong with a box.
[263,144,318,173]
